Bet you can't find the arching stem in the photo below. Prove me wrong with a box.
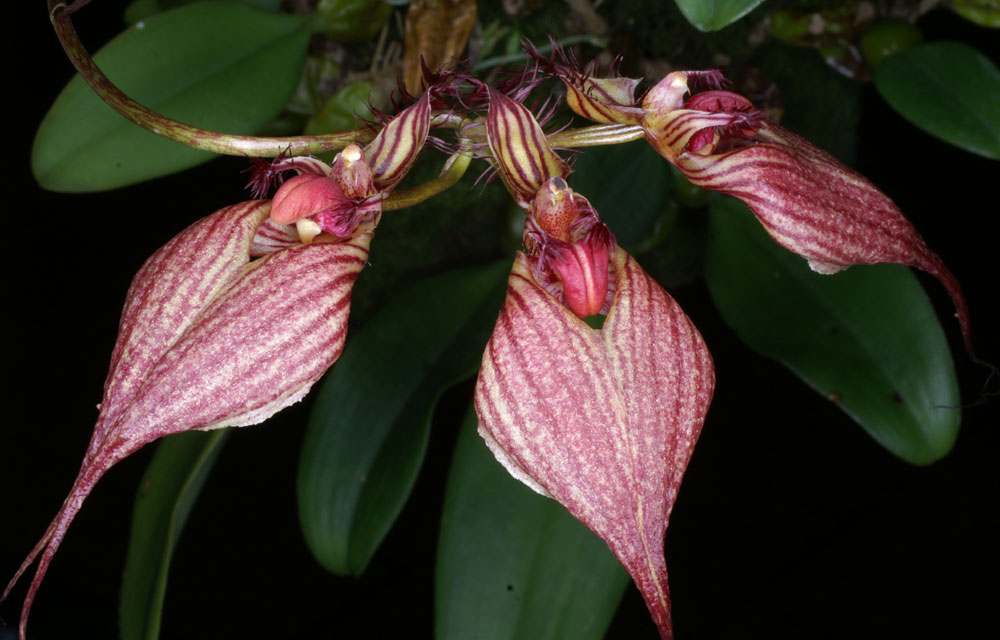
[47,0,372,157]
[383,152,472,211]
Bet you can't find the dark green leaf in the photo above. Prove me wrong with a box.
[120,430,228,640]
[569,140,672,252]
[33,2,310,192]
[875,41,1000,159]
[753,42,861,163]
[316,0,393,43]
[298,261,510,576]
[124,0,285,23]
[673,0,764,31]
[436,406,628,640]
[705,198,960,465]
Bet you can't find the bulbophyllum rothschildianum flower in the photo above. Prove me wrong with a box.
[540,49,974,352]
[475,85,715,639]
[3,90,432,640]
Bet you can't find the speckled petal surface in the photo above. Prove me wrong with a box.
[475,249,714,638]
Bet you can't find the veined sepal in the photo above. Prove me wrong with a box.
[475,248,715,639]
[671,119,973,351]
[4,201,370,640]
[364,91,432,192]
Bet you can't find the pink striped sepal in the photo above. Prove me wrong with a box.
[3,201,371,640]
[475,246,715,640]
[641,71,972,350]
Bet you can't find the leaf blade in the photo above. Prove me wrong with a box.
[569,141,671,251]
[33,1,310,192]
[875,41,1000,160]
[673,0,764,31]
[435,406,629,640]
[297,261,510,576]
[120,430,228,640]
[705,198,960,465]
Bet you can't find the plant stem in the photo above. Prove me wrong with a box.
[47,0,372,157]
[548,123,645,148]
[383,153,473,210]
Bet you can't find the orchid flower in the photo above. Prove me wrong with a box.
[542,52,974,353]
[3,91,432,640]
[476,83,715,639]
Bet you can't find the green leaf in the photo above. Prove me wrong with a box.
[298,261,510,576]
[753,42,861,163]
[569,140,671,252]
[124,0,285,23]
[705,198,960,465]
[673,0,764,31]
[435,406,629,640]
[33,2,310,192]
[875,41,1000,160]
[120,430,228,640]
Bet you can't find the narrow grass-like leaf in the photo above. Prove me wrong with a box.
[705,198,960,465]
[298,261,509,576]
[33,2,310,192]
[673,0,764,31]
[875,41,1000,160]
[120,430,228,640]
[435,406,629,640]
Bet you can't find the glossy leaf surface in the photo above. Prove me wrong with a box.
[435,407,629,640]
[124,0,284,23]
[569,141,670,251]
[298,262,509,576]
[705,198,960,465]
[120,430,228,640]
[33,2,310,192]
[673,0,764,31]
[875,41,1000,160]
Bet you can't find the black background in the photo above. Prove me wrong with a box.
[4,2,998,639]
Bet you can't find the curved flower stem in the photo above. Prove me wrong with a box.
[47,0,374,157]
[47,1,639,161]
[383,152,472,211]
[547,123,645,148]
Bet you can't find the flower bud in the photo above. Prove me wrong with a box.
[364,91,432,192]
[485,86,572,209]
